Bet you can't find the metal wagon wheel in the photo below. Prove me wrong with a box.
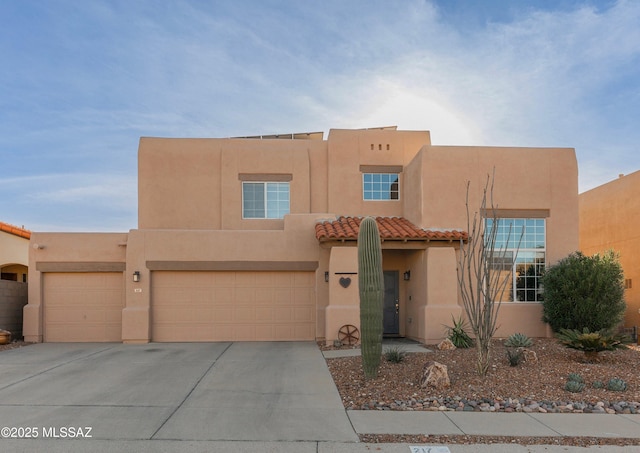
[338,324,360,345]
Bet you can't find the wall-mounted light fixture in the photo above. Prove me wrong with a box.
[403,270,411,281]
[133,271,141,282]
[324,271,329,283]
[32,243,45,250]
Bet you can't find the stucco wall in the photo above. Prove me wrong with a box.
[138,137,328,230]
[326,128,431,218]
[418,145,579,265]
[0,231,30,268]
[580,171,640,329]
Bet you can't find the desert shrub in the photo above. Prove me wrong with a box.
[556,327,629,361]
[541,251,626,332]
[592,380,604,389]
[504,332,533,348]
[607,378,628,392]
[506,348,524,367]
[445,315,473,348]
[384,346,407,363]
[564,380,585,393]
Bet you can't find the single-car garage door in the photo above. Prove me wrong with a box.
[44,273,124,342]
[151,271,315,341]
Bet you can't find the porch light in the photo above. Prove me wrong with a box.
[324,271,329,283]
[133,271,141,282]
[403,270,411,281]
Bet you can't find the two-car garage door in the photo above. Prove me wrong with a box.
[151,271,316,342]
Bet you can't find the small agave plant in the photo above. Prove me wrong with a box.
[565,380,585,393]
[504,332,533,348]
[607,378,628,392]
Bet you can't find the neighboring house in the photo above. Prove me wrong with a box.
[580,171,640,331]
[0,221,30,282]
[1,222,30,338]
[24,127,578,343]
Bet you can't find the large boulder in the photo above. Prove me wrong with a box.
[420,361,450,389]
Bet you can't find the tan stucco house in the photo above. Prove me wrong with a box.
[1,221,30,282]
[580,171,640,331]
[25,127,578,344]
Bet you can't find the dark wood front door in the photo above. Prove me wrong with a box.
[383,271,400,336]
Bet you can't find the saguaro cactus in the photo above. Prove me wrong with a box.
[358,216,384,379]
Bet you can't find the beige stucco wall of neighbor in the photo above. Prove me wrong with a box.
[26,127,579,344]
[580,171,640,330]
[1,231,30,281]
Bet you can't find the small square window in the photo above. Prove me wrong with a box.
[362,173,399,200]
[242,182,290,219]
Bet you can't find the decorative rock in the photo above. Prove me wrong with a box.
[521,348,538,363]
[420,361,451,389]
[437,338,456,350]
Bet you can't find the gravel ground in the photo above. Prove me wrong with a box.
[325,338,640,446]
[0,340,32,352]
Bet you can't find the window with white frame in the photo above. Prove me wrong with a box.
[486,218,546,302]
[363,173,400,200]
[242,182,290,219]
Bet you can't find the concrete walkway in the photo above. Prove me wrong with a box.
[0,342,638,452]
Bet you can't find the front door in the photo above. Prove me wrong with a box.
[383,271,400,336]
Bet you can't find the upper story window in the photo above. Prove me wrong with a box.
[486,218,546,302]
[242,182,290,219]
[363,173,400,200]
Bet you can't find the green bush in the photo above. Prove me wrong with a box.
[504,332,533,348]
[445,315,473,348]
[592,380,604,389]
[384,346,407,363]
[541,251,626,332]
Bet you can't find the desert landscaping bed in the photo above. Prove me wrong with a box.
[325,338,640,445]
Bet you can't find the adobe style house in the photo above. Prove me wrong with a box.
[1,222,30,338]
[580,171,640,331]
[1,221,30,282]
[24,127,578,344]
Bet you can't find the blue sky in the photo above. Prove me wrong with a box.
[1,0,639,232]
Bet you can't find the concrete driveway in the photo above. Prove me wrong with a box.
[0,342,358,443]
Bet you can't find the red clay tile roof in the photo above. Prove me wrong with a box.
[315,216,467,242]
[0,222,31,240]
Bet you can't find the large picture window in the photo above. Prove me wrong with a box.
[486,218,546,302]
[242,182,290,219]
[363,173,399,200]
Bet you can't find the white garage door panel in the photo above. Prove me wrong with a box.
[44,273,124,342]
[152,271,315,341]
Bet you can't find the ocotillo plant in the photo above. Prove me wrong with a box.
[358,216,384,379]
